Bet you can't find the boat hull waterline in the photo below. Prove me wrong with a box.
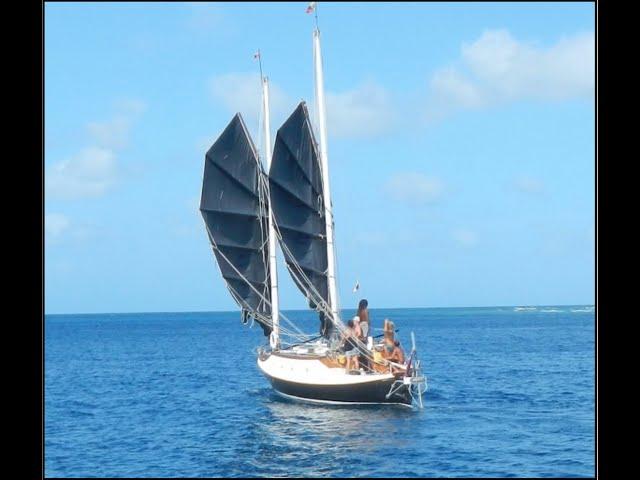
[257,351,414,406]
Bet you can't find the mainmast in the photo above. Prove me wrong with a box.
[313,27,340,326]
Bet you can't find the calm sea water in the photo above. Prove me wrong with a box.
[45,306,595,477]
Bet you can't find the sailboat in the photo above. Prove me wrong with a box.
[200,13,427,408]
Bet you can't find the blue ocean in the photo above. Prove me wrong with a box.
[45,306,595,477]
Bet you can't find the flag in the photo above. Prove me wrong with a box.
[306,2,316,14]
[352,280,360,293]
[253,51,260,60]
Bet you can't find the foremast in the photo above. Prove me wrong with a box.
[313,27,340,329]
[260,67,280,349]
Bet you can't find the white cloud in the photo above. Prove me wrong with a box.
[45,214,96,244]
[426,29,594,119]
[46,99,145,200]
[429,68,487,114]
[452,228,478,248]
[114,98,147,116]
[209,72,291,133]
[210,74,394,140]
[325,82,394,138]
[514,175,545,194]
[45,213,71,239]
[185,2,228,36]
[87,99,146,149]
[385,172,444,205]
[46,147,118,200]
[87,116,132,150]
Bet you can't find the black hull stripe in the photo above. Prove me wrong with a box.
[266,374,413,405]
[274,390,414,408]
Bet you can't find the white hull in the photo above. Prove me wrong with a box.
[257,346,423,406]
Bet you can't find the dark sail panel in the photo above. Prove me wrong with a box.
[269,102,332,337]
[200,113,272,336]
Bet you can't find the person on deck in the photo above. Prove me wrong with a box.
[380,319,401,371]
[353,316,371,371]
[357,299,370,339]
[353,316,363,340]
[383,318,395,345]
[343,319,361,371]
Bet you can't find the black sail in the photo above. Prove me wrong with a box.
[200,113,272,336]
[269,102,332,337]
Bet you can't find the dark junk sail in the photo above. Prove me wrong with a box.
[200,113,272,336]
[269,102,332,338]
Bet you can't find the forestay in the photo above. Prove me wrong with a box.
[200,113,272,336]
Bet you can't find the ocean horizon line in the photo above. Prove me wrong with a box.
[44,303,595,317]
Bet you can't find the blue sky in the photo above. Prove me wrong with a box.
[45,2,595,314]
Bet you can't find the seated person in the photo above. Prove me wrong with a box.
[388,340,405,364]
[380,338,405,373]
[381,339,395,359]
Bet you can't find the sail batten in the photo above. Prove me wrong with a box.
[200,113,272,336]
[275,224,325,240]
[273,130,320,195]
[209,161,262,198]
[269,176,322,212]
[202,208,267,220]
[269,102,333,337]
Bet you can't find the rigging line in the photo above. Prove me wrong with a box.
[280,232,336,323]
[257,95,264,164]
[245,306,310,342]
[246,302,310,339]
[271,218,337,324]
[250,312,313,342]
[205,228,310,340]
[201,212,305,342]
[257,48,264,82]
[312,32,320,141]
[267,193,334,318]
[329,217,342,316]
[255,50,266,161]
[256,194,381,365]
[267,208,331,315]
[257,177,269,262]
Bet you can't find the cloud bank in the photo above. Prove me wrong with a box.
[209,73,394,140]
[45,213,71,239]
[47,147,119,200]
[46,99,145,200]
[385,172,444,205]
[209,72,291,130]
[426,29,595,120]
[325,81,394,139]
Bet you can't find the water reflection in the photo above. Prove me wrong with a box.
[221,389,421,476]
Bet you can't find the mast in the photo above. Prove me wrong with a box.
[262,75,280,348]
[313,27,340,326]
